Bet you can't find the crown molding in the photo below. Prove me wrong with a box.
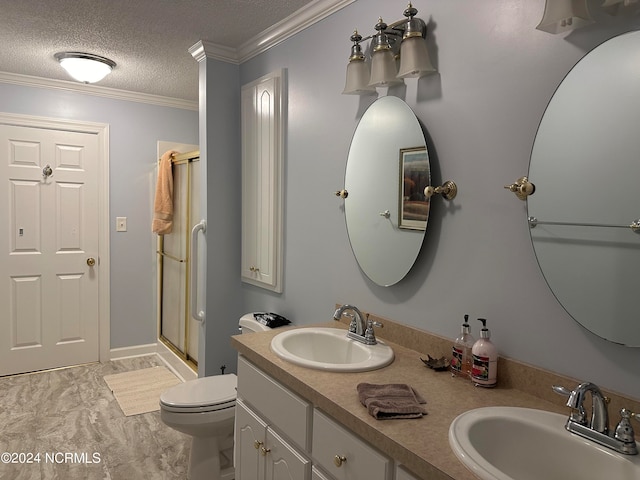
[190,0,354,65]
[189,40,240,65]
[0,71,198,111]
[237,0,355,63]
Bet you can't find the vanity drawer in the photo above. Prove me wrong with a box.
[312,409,392,480]
[237,355,311,450]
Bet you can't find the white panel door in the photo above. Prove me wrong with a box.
[0,124,99,375]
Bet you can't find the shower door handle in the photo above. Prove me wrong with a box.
[190,220,206,323]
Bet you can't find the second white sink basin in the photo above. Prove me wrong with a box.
[270,327,394,372]
[449,406,640,480]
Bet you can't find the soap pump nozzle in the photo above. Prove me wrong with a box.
[477,318,490,339]
[461,314,470,333]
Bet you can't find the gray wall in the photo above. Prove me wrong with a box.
[238,0,640,399]
[0,83,198,349]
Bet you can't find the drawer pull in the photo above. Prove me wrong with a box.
[254,440,263,450]
[334,454,347,467]
[260,446,271,456]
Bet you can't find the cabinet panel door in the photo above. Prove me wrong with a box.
[265,427,311,480]
[241,70,284,293]
[235,399,267,480]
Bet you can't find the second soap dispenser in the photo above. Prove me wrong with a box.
[471,318,497,387]
[451,314,475,378]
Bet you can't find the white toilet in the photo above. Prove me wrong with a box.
[160,314,272,480]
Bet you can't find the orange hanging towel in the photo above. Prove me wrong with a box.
[152,150,179,234]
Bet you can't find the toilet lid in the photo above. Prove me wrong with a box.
[160,373,237,411]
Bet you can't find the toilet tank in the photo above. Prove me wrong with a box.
[239,313,272,333]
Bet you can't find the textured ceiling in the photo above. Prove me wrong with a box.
[0,0,317,103]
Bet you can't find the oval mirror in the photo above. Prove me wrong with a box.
[528,30,640,346]
[344,96,430,286]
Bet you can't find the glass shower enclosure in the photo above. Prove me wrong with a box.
[157,150,200,370]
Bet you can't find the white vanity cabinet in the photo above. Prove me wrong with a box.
[235,400,310,480]
[235,356,311,480]
[236,355,409,480]
[240,70,284,293]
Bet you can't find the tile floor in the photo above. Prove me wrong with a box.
[0,356,191,479]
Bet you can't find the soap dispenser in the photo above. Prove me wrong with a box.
[471,318,497,387]
[451,314,475,378]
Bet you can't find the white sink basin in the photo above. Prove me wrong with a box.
[270,327,394,372]
[449,406,640,480]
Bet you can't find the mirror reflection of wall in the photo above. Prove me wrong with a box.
[528,30,640,346]
[344,96,430,286]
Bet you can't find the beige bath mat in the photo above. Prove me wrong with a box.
[104,366,181,416]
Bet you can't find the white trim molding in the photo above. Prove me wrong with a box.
[237,0,355,63]
[0,71,198,111]
[192,0,354,64]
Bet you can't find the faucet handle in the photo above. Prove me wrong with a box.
[614,408,637,444]
[343,312,357,333]
[552,384,587,424]
[552,385,572,397]
[364,315,380,345]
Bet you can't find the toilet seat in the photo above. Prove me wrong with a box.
[160,373,237,413]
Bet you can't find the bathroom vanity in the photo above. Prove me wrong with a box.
[231,317,640,479]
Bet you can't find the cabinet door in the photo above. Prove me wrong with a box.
[241,70,284,292]
[265,427,311,480]
[235,399,267,480]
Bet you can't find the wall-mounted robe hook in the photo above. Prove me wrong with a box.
[335,189,349,199]
[505,176,535,200]
[424,180,457,200]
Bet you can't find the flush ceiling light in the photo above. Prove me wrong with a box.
[342,2,436,95]
[54,52,116,84]
[536,0,594,34]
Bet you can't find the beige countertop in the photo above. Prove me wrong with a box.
[231,320,573,480]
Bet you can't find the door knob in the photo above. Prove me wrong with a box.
[42,164,53,179]
[87,257,96,267]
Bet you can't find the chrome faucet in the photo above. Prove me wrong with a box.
[333,305,381,345]
[553,382,638,455]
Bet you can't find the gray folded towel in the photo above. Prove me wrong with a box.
[356,383,427,420]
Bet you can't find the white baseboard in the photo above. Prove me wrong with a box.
[109,342,197,383]
[110,343,158,360]
[156,341,198,382]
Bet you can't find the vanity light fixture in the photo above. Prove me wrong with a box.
[342,2,436,95]
[536,0,594,34]
[54,52,116,84]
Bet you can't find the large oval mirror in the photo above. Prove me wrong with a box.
[344,96,430,286]
[528,30,640,346]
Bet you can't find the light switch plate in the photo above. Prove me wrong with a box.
[116,217,127,232]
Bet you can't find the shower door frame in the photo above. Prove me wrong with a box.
[157,150,199,371]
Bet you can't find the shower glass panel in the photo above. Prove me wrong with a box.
[158,151,200,368]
